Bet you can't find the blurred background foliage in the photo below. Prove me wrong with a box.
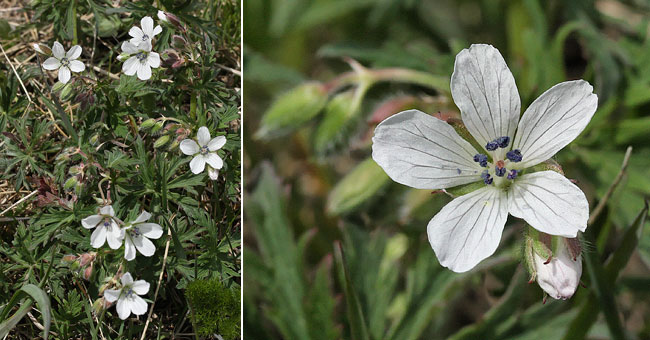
[243,0,650,339]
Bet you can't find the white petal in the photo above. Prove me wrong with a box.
[204,153,223,170]
[66,45,82,60]
[58,67,71,84]
[372,109,483,189]
[106,223,124,249]
[134,236,156,257]
[90,226,107,248]
[81,214,102,229]
[152,25,162,36]
[131,280,150,295]
[116,298,131,320]
[137,64,152,80]
[129,26,144,41]
[103,289,121,303]
[534,250,582,300]
[124,236,136,261]
[148,52,160,68]
[99,205,115,216]
[208,136,226,151]
[197,127,211,146]
[180,139,200,155]
[157,10,167,22]
[42,57,61,70]
[189,155,206,174]
[512,80,598,168]
[123,57,139,76]
[137,40,153,52]
[141,16,154,36]
[69,60,85,73]
[121,272,134,286]
[52,41,65,58]
[208,167,219,180]
[509,171,588,237]
[450,44,521,151]
[129,295,148,315]
[121,41,139,54]
[133,211,151,224]
[427,185,509,272]
[137,223,163,239]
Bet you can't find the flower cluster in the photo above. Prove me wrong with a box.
[372,44,596,276]
[81,205,162,319]
[117,16,162,80]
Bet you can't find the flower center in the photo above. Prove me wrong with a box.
[200,145,209,155]
[142,34,149,41]
[103,217,112,230]
[136,52,148,62]
[60,57,70,67]
[129,226,142,238]
[473,136,523,187]
[124,287,134,298]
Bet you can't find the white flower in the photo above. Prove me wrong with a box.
[157,10,168,23]
[120,41,160,80]
[81,205,123,249]
[129,16,162,45]
[121,211,164,261]
[372,44,596,272]
[42,41,85,84]
[533,241,582,300]
[103,272,150,320]
[180,126,226,175]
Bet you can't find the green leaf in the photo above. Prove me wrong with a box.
[334,242,369,340]
[20,284,51,339]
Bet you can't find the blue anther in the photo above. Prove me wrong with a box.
[496,136,510,148]
[485,140,498,151]
[506,149,523,162]
[495,166,506,177]
[473,154,488,167]
[507,170,519,180]
[480,170,493,185]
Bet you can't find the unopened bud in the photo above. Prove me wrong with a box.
[171,35,187,49]
[525,228,582,300]
[158,11,184,30]
[62,254,77,263]
[151,121,164,134]
[33,43,51,55]
[78,253,95,267]
[208,166,219,180]
[154,135,170,148]
[93,297,111,314]
[64,177,78,190]
[140,118,157,130]
[82,263,93,280]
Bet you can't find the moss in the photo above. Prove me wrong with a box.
[186,279,240,339]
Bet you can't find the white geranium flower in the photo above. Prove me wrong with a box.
[82,205,123,249]
[103,272,150,320]
[121,211,164,261]
[372,44,597,272]
[120,41,160,80]
[42,41,85,84]
[180,126,226,175]
[129,16,162,45]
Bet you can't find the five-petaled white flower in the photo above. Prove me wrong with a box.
[82,205,123,249]
[121,211,164,261]
[42,41,85,84]
[129,16,162,45]
[120,41,160,80]
[103,272,150,320]
[372,44,597,272]
[180,126,226,175]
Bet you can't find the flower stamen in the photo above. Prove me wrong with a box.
[473,154,488,167]
[506,149,523,162]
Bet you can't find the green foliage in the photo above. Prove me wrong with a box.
[244,0,650,339]
[1,0,240,337]
[186,279,241,339]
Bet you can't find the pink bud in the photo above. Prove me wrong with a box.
[533,239,582,300]
[82,264,93,280]
[78,253,95,267]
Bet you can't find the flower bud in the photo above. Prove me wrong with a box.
[171,35,187,49]
[154,135,171,148]
[208,166,219,180]
[78,252,95,267]
[140,118,157,130]
[62,254,77,263]
[33,43,52,55]
[64,176,78,191]
[82,263,93,280]
[525,228,582,300]
[151,121,164,134]
[158,11,184,31]
[93,297,112,314]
